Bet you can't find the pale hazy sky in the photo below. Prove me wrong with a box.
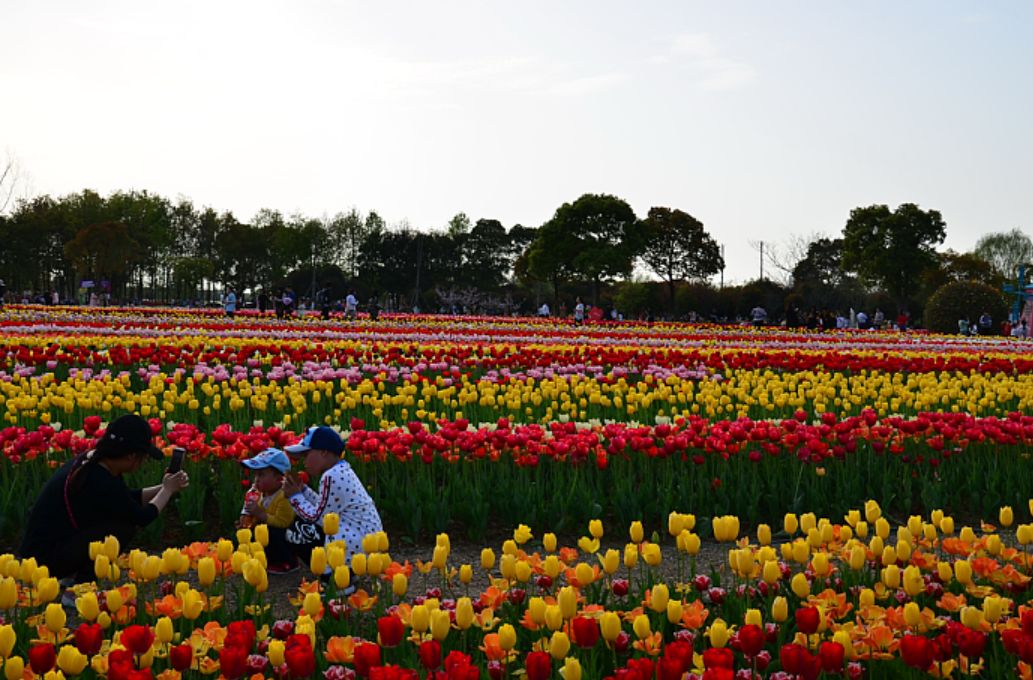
[2,1,1030,282]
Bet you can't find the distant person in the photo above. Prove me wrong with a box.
[873,308,885,329]
[750,305,767,327]
[51,290,59,306]
[538,302,550,317]
[958,317,969,335]
[344,290,358,320]
[856,310,869,329]
[367,295,381,321]
[0,278,5,309]
[896,311,909,331]
[573,297,585,325]
[978,312,993,335]
[258,290,270,315]
[1011,320,1028,338]
[224,287,237,318]
[317,285,332,321]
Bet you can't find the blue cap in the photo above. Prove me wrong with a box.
[241,448,291,473]
[285,426,345,456]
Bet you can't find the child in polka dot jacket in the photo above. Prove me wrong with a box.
[283,426,383,564]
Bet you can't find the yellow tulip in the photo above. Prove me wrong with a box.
[497,624,517,651]
[182,589,204,620]
[954,560,973,585]
[940,517,955,535]
[44,603,66,634]
[75,592,99,622]
[93,555,110,581]
[599,549,620,575]
[513,524,533,545]
[323,513,340,536]
[364,534,379,554]
[216,539,234,562]
[642,543,661,566]
[745,609,762,627]
[267,640,285,667]
[3,657,23,680]
[430,609,450,641]
[800,513,816,534]
[254,524,269,547]
[629,521,644,543]
[334,566,351,590]
[562,657,582,680]
[0,625,15,658]
[882,565,901,589]
[392,573,408,597]
[549,631,570,660]
[1000,506,1014,528]
[459,564,473,584]
[600,612,622,642]
[455,598,474,630]
[102,535,120,562]
[772,596,788,622]
[708,618,730,648]
[791,573,811,598]
[0,578,16,609]
[309,547,327,576]
[542,533,558,553]
[480,549,495,570]
[792,541,810,564]
[859,589,875,608]
[350,553,367,576]
[983,596,1003,623]
[961,606,983,630]
[411,605,430,633]
[545,605,564,631]
[864,500,881,523]
[903,602,921,628]
[235,528,252,545]
[528,597,547,625]
[1018,524,1033,546]
[632,614,651,640]
[155,616,174,644]
[678,531,701,555]
[649,584,669,613]
[784,513,799,535]
[812,552,830,577]
[763,559,781,584]
[302,592,322,618]
[558,586,578,620]
[757,524,771,546]
[197,557,216,588]
[855,521,868,538]
[588,520,604,539]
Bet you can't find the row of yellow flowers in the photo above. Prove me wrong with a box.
[4,368,1033,428]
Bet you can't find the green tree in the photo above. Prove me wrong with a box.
[64,221,140,288]
[461,219,510,291]
[447,212,471,238]
[528,194,642,304]
[841,203,946,307]
[974,228,1033,281]
[639,207,723,310]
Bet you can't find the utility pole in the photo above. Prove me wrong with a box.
[759,241,764,281]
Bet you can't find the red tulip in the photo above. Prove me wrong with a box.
[378,615,405,648]
[572,616,600,649]
[121,624,156,655]
[525,651,552,680]
[702,647,734,669]
[226,620,257,652]
[417,640,442,670]
[701,669,733,680]
[74,622,104,656]
[657,656,686,680]
[780,643,821,680]
[219,643,249,680]
[795,606,820,635]
[353,642,382,678]
[107,649,136,680]
[285,634,316,678]
[818,641,845,672]
[737,623,765,657]
[956,628,987,659]
[900,634,934,670]
[169,643,194,671]
[28,643,56,675]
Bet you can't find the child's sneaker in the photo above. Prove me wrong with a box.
[267,561,299,575]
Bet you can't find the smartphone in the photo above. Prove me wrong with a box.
[168,447,185,474]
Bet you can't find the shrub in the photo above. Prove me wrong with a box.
[923,280,1008,334]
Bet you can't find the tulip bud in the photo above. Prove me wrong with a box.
[600,612,621,642]
[350,553,367,576]
[334,566,350,589]
[497,624,517,651]
[106,589,124,614]
[588,520,603,539]
[0,625,15,658]
[392,573,408,598]
[849,545,866,571]
[156,616,174,644]
[542,533,557,553]
[545,605,563,631]
[745,609,762,627]
[757,524,772,546]
[3,656,23,680]
[44,603,66,634]
[562,657,582,680]
[903,602,921,628]
[574,562,593,587]
[772,596,788,622]
[323,513,340,536]
[1000,506,1014,528]
[954,560,972,585]
[668,512,684,536]
[57,645,88,675]
[455,597,474,630]
[500,554,517,581]
[666,599,683,624]
[480,549,495,571]
[309,547,327,576]
[550,631,571,660]
[649,584,669,613]
[623,544,638,569]
[528,597,547,625]
[961,606,983,629]
[762,559,781,584]
[632,614,651,640]
[812,552,830,577]
[216,539,233,563]
[882,565,900,589]
[791,573,810,598]
[236,528,252,546]
[784,513,799,536]
[267,640,285,667]
[459,564,473,584]
[859,589,875,608]
[558,586,578,620]
[411,605,430,633]
[708,618,729,648]
[303,591,321,618]
[855,521,868,538]
[800,513,817,534]
[600,549,620,575]
[940,517,955,535]
[629,521,644,544]
[864,500,881,523]
[983,596,1003,623]
[1018,524,1033,546]
[430,609,450,641]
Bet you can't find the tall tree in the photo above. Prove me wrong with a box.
[528,193,642,304]
[461,219,510,291]
[974,228,1033,281]
[639,207,723,309]
[840,203,946,307]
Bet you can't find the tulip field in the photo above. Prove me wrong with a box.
[3,304,1033,678]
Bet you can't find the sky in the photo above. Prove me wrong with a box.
[1,1,1031,283]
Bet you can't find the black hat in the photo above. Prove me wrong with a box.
[100,414,164,460]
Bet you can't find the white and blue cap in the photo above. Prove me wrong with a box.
[285,426,345,456]
[241,448,291,473]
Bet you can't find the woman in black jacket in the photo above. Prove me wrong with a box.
[20,414,189,582]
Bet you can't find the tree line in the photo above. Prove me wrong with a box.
[0,188,1028,321]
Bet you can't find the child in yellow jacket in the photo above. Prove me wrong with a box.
[239,448,299,573]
